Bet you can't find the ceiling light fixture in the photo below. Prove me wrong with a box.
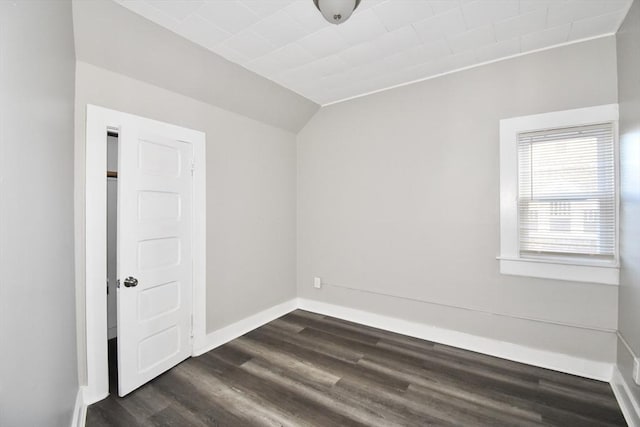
[313,0,361,25]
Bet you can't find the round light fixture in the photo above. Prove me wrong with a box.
[313,0,362,25]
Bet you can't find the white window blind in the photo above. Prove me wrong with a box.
[517,122,616,259]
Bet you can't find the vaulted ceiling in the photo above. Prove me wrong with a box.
[115,0,632,105]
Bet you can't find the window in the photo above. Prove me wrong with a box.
[518,123,616,259]
[499,105,619,285]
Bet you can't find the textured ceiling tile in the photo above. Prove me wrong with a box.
[546,1,579,27]
[283,0,329,33]
[319,71,349,87]
[242,0,294,17]
[474,37,520,63]
[412,7,467,44]
[518,0,563,13]
[570,0,631,22]
[568,9,629,41]
[344,62,381,82]
[337,9,388,45]
[377,65,423,89]
[439,48,481,71]
[334,68,360,85]
[363,73,406,94]
[176,14,232,48]
[246,55,283,76]
[429,0,462,15]
[372,0,434,31]
[520,23,571,51]
[277,68,314,89]
[406,57,450,79]
[116,0,632,105]
[269,44,317,69]
[448,25,495,54]
[198,0,260,34]
[298,27,348,57]
[369,55,404,76]
[145,0,204,21]
[421,38,453,61]
[346,74,389,96]
[375,26,422,56]
[338,42,384,67]
[115,0,182,28]
[356,0,388,11]
[384,45,434,69]
[462,0,519,29]
[222,30,277,59]
[494,8,546,41]
[401,60,445,83]
[252,10,307,45]
[312,55,351,76]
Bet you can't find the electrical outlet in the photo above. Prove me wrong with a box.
[313,277,322,289]
[634,357,640,385]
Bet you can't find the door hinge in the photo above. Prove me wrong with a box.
[190,314,194,339]
[116,279,121,289]
[191,162,195,176]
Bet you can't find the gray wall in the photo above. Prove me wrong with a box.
[297,37,620,363]
[74,62,297,384]
[0,1,78,426]
[72,0,319,134]
[616,0,640,404]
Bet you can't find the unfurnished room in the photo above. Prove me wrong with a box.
[0,0,639,426]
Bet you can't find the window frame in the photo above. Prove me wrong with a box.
[498,104,620,285]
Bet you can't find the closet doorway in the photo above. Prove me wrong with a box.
[83,105,207,403]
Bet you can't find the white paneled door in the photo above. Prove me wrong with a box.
[117,122,194,396]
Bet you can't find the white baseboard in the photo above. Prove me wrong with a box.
[193,298,298,356]
[612,366,640,427]
[297,298,613,382]
[70,386,87,427]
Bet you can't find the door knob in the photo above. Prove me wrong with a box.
[124,276,138,288]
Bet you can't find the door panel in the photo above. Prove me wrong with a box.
[117,125,193,397]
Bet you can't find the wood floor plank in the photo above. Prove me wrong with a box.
[282,312,382,345]
[112,384,172,425]
[174,359,303,427]
[226,336,343,387]
[297,325,430,371]
[87,397,143,427]
[260,322,364,363]
[539,403,627,427]
[206,344,254,367]
[432,343,615,397]
[244,327,411,391]
[267,317,306,334]
[193,352,367,427]
[358,356,543,424]
[151,367,248,426]
[299,312,437,351]
[87,309,627,427]
[148,404,211,427]
[404,382,541,427]
[333,376,454,426]
[240,358,403,427]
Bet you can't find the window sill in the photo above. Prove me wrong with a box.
[497,256,619,285]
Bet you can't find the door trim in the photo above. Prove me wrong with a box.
[83,105,206,404]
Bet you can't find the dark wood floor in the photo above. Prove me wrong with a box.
[87,310,626,426]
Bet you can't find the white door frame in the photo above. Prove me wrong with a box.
[83,104,206,404]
